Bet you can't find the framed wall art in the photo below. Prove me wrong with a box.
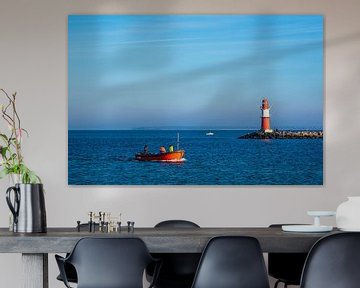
[68,15,323,185]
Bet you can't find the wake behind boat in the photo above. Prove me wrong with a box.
[135,150,185,162]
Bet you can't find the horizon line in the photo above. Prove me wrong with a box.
[68,128,324,131]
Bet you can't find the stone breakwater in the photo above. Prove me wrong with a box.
[238,130,323,139]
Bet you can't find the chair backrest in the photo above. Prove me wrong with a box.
[155,220,200,228]
[191,236,270,288]
[151,220,201,285]
[300,232,360,288]
[67,237,154,288]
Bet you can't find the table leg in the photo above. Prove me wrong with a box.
[22,253,48,288]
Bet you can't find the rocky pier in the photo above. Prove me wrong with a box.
[238,130,323,139]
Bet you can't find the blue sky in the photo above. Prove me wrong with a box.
[68,15,323,130]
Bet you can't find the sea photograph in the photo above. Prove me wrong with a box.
[68,15,323,185]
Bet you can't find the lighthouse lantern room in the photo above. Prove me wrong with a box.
[260,98,273,133]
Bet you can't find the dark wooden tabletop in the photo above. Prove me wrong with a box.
[0,227,340,253]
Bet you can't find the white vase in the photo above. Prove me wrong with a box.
[336,197,360,231]
[9,173,22,186]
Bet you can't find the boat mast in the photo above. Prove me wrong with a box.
[177,132,180,150]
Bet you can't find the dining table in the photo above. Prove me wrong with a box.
[0,226,339,288]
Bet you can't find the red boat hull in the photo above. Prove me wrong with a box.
[135,150,185,162]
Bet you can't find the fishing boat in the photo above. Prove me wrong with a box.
[135,150,185,162]
[135,132,185,162]
[206,131,214,136]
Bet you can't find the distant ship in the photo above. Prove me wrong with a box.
[206,131,214,136]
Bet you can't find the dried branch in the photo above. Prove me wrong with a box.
[0,88,37,182]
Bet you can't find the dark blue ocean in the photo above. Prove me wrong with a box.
[68,130,323,185]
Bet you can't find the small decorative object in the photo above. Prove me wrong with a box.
[127,221,135,233]
[0,89,46,233]
[336,197,360,231]
[282,211,335,232]
[77,221,81,232]
[84,211,121,232]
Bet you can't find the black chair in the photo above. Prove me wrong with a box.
[154,220,200,229]
[147,220,201,288]
[300,232,360,288]
[191,236,270,288]
[56,262,77,284]
[55,237,160,288]
[56,223,99,284]
[268,224,308,288]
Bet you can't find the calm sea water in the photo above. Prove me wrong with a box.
[68,130,323,185]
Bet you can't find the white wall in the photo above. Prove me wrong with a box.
[1,0,360,287]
